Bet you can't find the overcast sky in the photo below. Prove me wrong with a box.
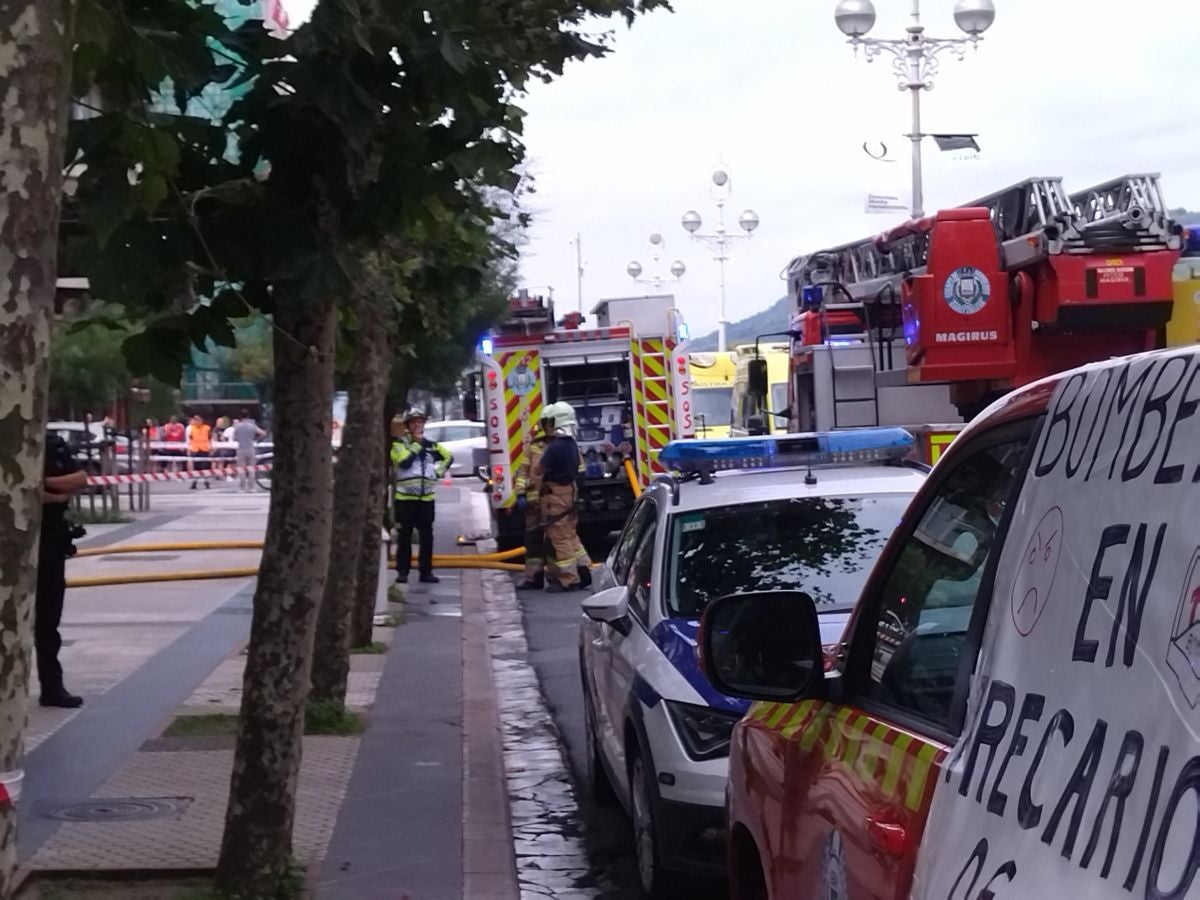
[283,0,1200,337]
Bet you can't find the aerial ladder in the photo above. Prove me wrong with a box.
[784,173,1183,422]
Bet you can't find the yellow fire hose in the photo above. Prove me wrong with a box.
[73,541,526,563]
[624,459,641,498]
[65,556,525,588]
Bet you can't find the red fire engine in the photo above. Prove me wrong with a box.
[783,173,1183,428]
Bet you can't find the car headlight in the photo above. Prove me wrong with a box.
[664,701,743,761]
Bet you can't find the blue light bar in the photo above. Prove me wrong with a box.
[1184,225,1200,257]
[479,337,494,355]
[659,428,915,473]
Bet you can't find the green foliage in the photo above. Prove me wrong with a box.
[64,0,671,383]
[49,308,178,420]
[349,641,387,655]
[303,700,364,735]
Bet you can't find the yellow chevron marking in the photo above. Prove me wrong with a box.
[905,741,941,811]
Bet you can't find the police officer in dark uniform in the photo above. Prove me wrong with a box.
[39,433,88,708]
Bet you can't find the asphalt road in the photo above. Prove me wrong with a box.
[516,581,647,898]
[516,572,729,900]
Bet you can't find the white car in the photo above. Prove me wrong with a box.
[578,428,927,896]
[422,420,486,477]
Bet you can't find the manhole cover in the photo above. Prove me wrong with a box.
[100,554,182,562]
[45,797,192,822]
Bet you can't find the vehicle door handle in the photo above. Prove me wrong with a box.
[865,812,907,858]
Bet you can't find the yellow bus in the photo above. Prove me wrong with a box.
[732,343,790,436]
[688,352,736,438]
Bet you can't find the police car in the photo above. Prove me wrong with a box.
[700,346,1200,900]
[578,428,927,896]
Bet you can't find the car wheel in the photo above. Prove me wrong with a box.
[581,667,617,805]
[630,745,679,898]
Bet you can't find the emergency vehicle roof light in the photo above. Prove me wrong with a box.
[1184,225,1200,257]
[479,337,494,355]
[659,427,914,473]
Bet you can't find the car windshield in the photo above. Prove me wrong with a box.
[692,387,732,430]
[666,493,913,617]
[770,383,788,418]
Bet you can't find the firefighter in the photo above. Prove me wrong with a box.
[513,411,551,591]
[391,408,453,584]
[535,402,589,593]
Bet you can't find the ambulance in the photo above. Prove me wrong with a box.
[700,344,1200,900]
[1167,225,1200,347]
[688,351,736,438]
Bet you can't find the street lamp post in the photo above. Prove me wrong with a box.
[681,166,759,352]
[627,232,686,293]
[834,0,995,218]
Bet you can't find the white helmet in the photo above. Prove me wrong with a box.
[542,401,577,435]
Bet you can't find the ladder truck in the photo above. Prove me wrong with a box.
[777,173,1183,460]
[477,291,692,551]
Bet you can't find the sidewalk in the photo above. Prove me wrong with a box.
[15,484,522,900]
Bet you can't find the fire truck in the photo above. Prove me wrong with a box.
[477,291,692,550]
[772,173,1183,459]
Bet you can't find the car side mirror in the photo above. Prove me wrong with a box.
[699,590,824,702]
[748,357,768,398]
[747,415,767,436]
[582,585,629,625]
[475,465,490,484]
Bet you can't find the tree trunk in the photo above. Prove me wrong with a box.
[216,294,336,897]
[349,416,388,649]
[309,290,389,702]
[0,2,76,894]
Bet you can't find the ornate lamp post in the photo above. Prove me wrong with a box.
[834,0,996,217]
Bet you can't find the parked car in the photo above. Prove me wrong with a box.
[423,419,486,477]
[579,428,926,896]
[701,345,1200,900]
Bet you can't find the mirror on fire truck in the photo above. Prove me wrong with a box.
[700,590,824,701]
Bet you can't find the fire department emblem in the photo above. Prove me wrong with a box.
[943,266,991,316]
[506,363,536,397]
[1166,548,1200,709]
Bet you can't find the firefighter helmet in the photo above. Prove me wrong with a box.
[542,401,577,435]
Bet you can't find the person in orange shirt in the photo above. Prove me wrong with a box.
[186,414,212,489]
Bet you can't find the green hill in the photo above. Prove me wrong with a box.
[689,295,791,351]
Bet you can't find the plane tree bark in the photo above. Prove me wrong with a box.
[215,292,336,896]
[0,1,76,893]
[310,282,391,702]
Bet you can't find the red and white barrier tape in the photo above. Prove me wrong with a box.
[85,463,273,486]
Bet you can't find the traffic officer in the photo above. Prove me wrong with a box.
[535,402,589,593]
[39,432,88,707]
[513,412,551,591]
[391,408,453,584]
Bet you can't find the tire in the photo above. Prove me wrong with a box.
[580,664,617,805]
[732,830,769,900]
[629,744,681,898]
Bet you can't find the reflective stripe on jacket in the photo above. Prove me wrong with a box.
[514,437,547,500]
[391,437,453,501]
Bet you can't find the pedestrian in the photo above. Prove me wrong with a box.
[232,410,266,492]
[38,432,88,707]
[212,415,231,479]
[535,402,589,593]
[162,414,185,473]
[390,408,453,584]
[513,412,552,590]
[186,414,212,489]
